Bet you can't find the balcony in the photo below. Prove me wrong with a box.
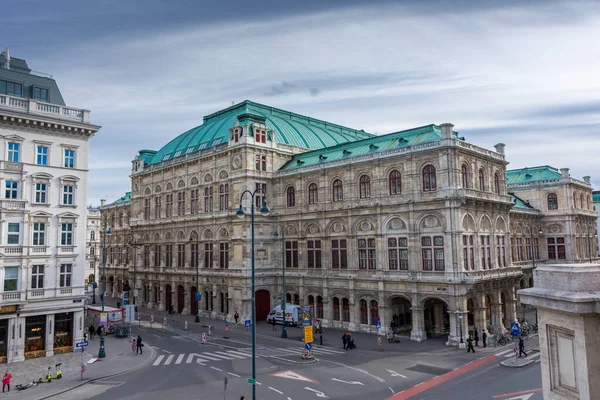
[0,246,23,256]
[0,199,27,211]
[59,246,75,254]
[26,286,84,300]
[0,94,90,124]
[0,291,25,305]
[459,188,513,205]
[31,246,47,255]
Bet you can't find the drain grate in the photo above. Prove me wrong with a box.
[406,364,452,376]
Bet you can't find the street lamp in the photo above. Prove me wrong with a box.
[273,226,287,339]
[458,314,464,344]
[189,232,200,323]
[99,219,112,359]
[236,188,270,400]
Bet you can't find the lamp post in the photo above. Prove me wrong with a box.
[273,226,287,339]
[236,188,270,400]
[99,219,112,359]
[458,314,464,344]
[189,232,200,323]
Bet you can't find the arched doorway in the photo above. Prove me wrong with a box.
[177,286,185,313]
[190,286,198,316]
[485,295,494,326]
[466,298,475,328]
[255,290,270,322]
[423,298,449,335]
[165,284,172,312]
[389,296,412,332]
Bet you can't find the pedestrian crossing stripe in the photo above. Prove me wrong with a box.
[274,347,344,355]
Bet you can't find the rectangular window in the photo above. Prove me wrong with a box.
[62,185,74,205]
[35,145,49,165]
[7,223,20,244]
[422,236,445,271]
[285,241,299,268]
[255,183,266,208]
[33,222,45,245]
[307,240,322,269]
[496,235,506,267]
[7,142,19,162]
[204,243,213,268]
[219,184,229,210]
[35,182,48,204]
[166,194,173,217]
[358,238,376,269]
[177,244,185,268]
[388,237,408,270]
[143,246,150,266]
[219,243,229,269]
[3,267,18,291]
[1,80,23,97]
[177,192,185,215]
[331,239,348,269]
[61,223,73,245]
[525,237,532,261]
[190,243,198,267]
[517,238,523,261]
[64,149,75,168]
[59,264,72,287]
[144,198,151,219]
[31,265,44,289]
[480,235,491,269]
[5,180,18,199]
[462,235,475,270]
[165,244,173,267]
[34,87,49,102]
[547,237,566,260]
[204,187,213,212]
[190,189,198,214]
[255,155,267,171]
[154,196,162,218]
[255,129,267,143]
[154,245,161,267]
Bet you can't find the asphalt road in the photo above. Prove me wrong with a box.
[51,324,542,400]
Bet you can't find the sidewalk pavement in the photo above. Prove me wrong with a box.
[2,332,154,400]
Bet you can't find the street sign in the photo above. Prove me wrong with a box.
[376,321,381,329]
[304,326,313,343]
[245,320,251,327]
[510,321,519,336]
[93,282,98,289]
[225,321,229,327]
[247,378,256,385]
[195,292,201,301]
[76,341,88,348]
[305,342,312,350]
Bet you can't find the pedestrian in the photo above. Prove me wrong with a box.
[89,324,95,340]
[271,316,277,331]
[234,311,239,325]
[347,333,356,350]
[136,335,144,354]
[466,335,475,353]
[2,370,12,393]
[131,338,137,355]
[341,332,348,350]
[519,336,527,358]
[474,328,480,347]
[482,330,487,348]
[240,397,245,400]
[96,325,102,337]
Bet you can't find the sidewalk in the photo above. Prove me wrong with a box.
[3,332,154,400]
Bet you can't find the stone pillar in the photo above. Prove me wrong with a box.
[183,290,191,315]
[474,307,488,334]
[446,311,459,346]
[505,299,518,326]
[347,301,357,331]
[434,305,445,334]
[321,299,331,327]
[491,303,503,330]
[519,263,600,400]
[172,281,179,314]
[410,307,426,341]
[46,313,54,357]
[157,284,165,311]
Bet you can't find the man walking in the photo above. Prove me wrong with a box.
[482,330,487,348]
[474,328,479,347]
[271,316,277,331]
[519,336,527,358]
[466,335,475,353]
[136,335,144,354]
[341,332,347,350]
[234,311,239,325]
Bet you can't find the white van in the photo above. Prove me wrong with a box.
[266,304,301,326]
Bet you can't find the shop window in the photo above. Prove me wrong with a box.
[25,315,46,356]
[54,312,73,350]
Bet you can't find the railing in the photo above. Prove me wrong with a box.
[0,200,26,210]
[456,140,505,160]
[0,94,90,123]
[459,188,513,204]
[1,246,23,255]
[0,291,25,303]
[0,161,23,172]
[31,247,47,254]
[26,287,84,300]
[59,246,75,253]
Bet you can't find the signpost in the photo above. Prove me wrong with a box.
[245,319,251,334]
[223,376,228,400]
[510,321,520,336]
[224,321,229,338]
[247,378,256,385]
[304,326,313,343]
[77,341,89,380]
[304,342,312,358]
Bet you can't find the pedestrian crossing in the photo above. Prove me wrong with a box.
[272,346,345,356]
[495,345,541,362]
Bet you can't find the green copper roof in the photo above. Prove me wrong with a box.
[508,192,535,210]
[506,166,562,185]
[593,191,600,203]
[108,192,131,206]
[146,100,373,165]
[279,124,462,171]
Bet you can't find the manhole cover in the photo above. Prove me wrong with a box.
[406,364,452,376]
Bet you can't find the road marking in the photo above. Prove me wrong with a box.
[331,378,364,385]
[206,352,234,360]
[270,370,318,383]
[215,351,244,359]
[386,369,407,379]
[192,353,223,361]
[162,349,172,354]
[491,388,542,398]
[228,372,241,378]
[175,354,185,364]
[153,355,165,366]
[269,387,284,394]
[227,350,253,358]
[389,387,394,393]
[210,366,223,372]
[322,360,385,383]
[386,355,499,400]
[164,355,174,365]
[304,387,329,398]
[186,353,209,364]
[153,334,161,339]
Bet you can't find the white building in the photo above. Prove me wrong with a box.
[85,206,101,296]
[0,49,100,362]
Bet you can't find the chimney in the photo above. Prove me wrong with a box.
[583,176,591,184]
[3,48,9,70]
[100,199,106,207]
[494,143,506,155]
[560,168,570,179]
[439,123,454,139]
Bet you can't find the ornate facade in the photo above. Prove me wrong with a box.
[100,101,596,343]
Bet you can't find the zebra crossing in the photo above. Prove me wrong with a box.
[151,346,346,367]
[495,345,541,362]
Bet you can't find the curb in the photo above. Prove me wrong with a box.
[499,358,535,368]
[35,341,156,400]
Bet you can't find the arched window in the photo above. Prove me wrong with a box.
[580,194,585,210]
[573,192,577,208]
[332,179,343,202]
[308,183,318,204]
[286,293,292,303]
[370,300,379,326]
[333,297,340,321]
[547,193,558,210]
[293,294,299,305]
[342,298,350,322]
[389,170,401,195]
[494,172,500,194]
[422,165,436,192]
[286,186,295,207]
[461,164,469,188]
[359,175,370,198]
[360,299,368,324]
[478,168,485,191]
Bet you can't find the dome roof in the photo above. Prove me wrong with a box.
[146,100,373,165]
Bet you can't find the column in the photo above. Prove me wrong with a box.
[158,284,165,311]
[410,307,426,341]
[474,307,488,334]
[491,303,503,331]
[172,281,179,314]
[347,301,357,331]
[505,299,518,326]
[183,289,191,315]
[322,299,331,327]
[46,313,54,357]
[446,311,459,346]
[433,305,444,334]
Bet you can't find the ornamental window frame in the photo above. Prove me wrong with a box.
[285,240,299,268]
[478,168,485,191]
[204,187,213,212]
[7,142,20,162]
[286,186,295,207]
[387,237,408,270]
[35,144,49,166]
[462,234,475,270]
[332,179,343,202]
[494,172,501,194]
[422,165,436,192]
[331,239,347,269]
[357,238,376,269]
[62,146,77,169]
[59,176,79,207]
[461,164,469,188]
[307,240,322,268]
[421,236,444,271]
[5,180,18,199]
[389,170,401,195]
[308,183,318,204]
[219,184,229,210]
[547,193,558,210]
[359,175,371,199]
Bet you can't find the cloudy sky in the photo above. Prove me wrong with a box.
[3,0,599,205]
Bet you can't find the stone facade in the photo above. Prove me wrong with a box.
[100,103,596,344]
[85,207,100,287]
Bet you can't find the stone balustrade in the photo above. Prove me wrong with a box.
[0,94,90,123]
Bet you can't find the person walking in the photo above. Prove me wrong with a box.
[131,338,137,355]
[89,324,95,340]
[519,336,527,358]
[271,316,277,331]
[466,335,475,353]
[347,333,355,350]
[482,330,487,348]
[96,325,103,338]
[234,311,239,325]
[2,370,12,393]
[341,332,348,350]
[136,335,144,354]
[474,328,480,347]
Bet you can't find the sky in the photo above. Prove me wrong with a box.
[3,0,600,205]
